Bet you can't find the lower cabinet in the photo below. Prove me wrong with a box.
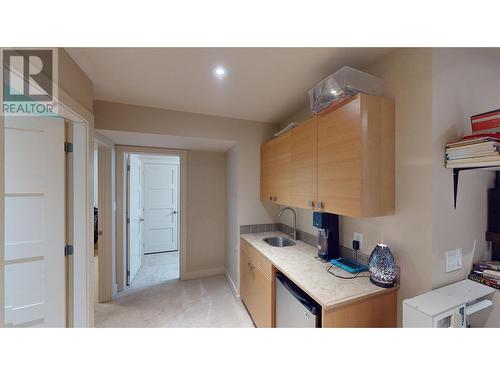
[239,238,398,328]
[240,239,274,328]
[322,290,397,328]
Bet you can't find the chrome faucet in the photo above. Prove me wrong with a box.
[278,207,297,240]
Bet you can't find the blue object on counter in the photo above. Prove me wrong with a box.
[331,258,368,274]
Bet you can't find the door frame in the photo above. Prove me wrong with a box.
[0,61,95,327]
[94,135,116,303]
[115,145,187,291]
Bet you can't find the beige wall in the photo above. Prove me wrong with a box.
[59,49,94,113]
[93,100,280,290]
[279,48,434,325]
[186,151,226,275]
[431,48,500,288]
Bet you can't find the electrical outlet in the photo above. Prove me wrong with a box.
[446,248,462,273]
[353,232,363,250]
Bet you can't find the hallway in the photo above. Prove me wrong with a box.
[95,253,253,327]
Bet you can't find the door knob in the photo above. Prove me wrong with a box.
[139,218,144,222]
[172,210,178,214]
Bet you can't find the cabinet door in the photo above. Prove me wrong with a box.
[240,240,274,328]
[260,133,291,205]
[260,141,273,203]
[317,95,363,216]
[291,117,317,210]
[249,265,273,328]
[240,249,252,308]
[271,132,291,205]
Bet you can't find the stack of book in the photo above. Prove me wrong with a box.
[471,109,500,134]
[445,135,500,168]
[469,260,500,290]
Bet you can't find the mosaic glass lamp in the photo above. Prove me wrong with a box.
[368,244,396,288]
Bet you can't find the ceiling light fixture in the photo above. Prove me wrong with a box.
[330,89,339,95]
[213,66,227,79]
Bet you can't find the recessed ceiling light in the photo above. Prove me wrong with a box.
[330,89,339,95]
[213,66,227,78]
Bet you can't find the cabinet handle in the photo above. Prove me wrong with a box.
[269,196,273,201]
[273,196,277,202]
[318,201,324,209]
[308,200,315,208]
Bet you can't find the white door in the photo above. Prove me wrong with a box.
[144,162,179,254]
[4,116,66,327]
[128,156,142,284]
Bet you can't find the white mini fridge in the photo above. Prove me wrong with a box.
[403,279,494,328]
[275,272,321,328]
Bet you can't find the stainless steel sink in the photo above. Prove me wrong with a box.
[263,236,296,247]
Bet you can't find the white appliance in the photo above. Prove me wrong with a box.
[276,272,321,328]
[403,279,494,328]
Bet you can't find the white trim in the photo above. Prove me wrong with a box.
[114,145,188,291]
[72,122,88,327]
[183,267,225,281]
[225,270,241,300]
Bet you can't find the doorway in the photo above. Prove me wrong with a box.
[126,153,181,287]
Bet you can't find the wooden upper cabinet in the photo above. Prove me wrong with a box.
[261,93,394,217]
[260,141,273,203]
[291,117,318,210]
[317,93,395,217]
[260,132,291,205]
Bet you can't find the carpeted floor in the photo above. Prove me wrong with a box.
[94,252,253,328]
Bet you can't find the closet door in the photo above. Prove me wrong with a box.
[4,117,66,327]
[291,117,317,210]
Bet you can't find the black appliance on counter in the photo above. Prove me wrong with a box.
[312,211,340,262]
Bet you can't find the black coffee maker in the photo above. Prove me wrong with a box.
[313,212,340,262]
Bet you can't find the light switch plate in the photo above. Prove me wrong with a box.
[353,232,363,250]
[446,248,462,273]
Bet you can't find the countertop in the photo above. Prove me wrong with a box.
[240,231,397,311]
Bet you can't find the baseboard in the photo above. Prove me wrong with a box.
[181,267,225,281]
[225,270,240,300]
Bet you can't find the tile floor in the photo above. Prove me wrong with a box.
[95,252,254,328]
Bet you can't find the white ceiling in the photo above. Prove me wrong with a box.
[68,48,392,124]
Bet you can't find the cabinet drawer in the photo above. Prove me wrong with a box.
[240,239,273,279]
